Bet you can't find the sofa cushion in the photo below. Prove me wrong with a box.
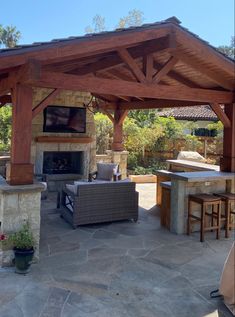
[96,163,118,181]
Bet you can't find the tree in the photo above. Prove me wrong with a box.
[217,36,234,59]
[94,113,113,153]
[0,24,21,48]
[0,105,12,152]
[85,9,144,33]
[85,14,106,34]
[128,109,157,128]
[117,9,144,28]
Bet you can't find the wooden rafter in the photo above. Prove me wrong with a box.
[23,70,234,104]
[32,88,62,118]
[210,103,231,128]
[174,50,234,91]
[118,48,146,83]
[153,60,198,87]
[65,35,171,75]
[153,56,178,83]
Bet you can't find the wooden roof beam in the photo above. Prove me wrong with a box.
[32,88,62,118]
[153,60,198,88]
[23,70,235,104]
[210,103,231,128]
[153,56,179,83]
[143,54,154,83]
[117,48,146,83]
[119,99,209,110]
[68,35,172,76]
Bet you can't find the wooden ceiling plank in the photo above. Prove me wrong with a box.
[175,27,234,77]
[174,50,234,91]
[153,60,198,87]
[24,70,234,104]
[210,103,231,128]
[153,55,179,83]
[32,88,62,118]
[118,48,146,83]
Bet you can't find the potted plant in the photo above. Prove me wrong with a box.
[8,223,35,274]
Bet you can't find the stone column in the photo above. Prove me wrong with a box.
[106,150,129,179]
[0,180,46,267]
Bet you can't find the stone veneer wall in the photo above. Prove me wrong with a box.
[31,88,97,178]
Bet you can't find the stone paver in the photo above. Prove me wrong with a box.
[0,184,233,317]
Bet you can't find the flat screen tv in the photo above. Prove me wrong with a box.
[43,105,86,133]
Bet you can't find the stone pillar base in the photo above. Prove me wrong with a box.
[0,180,46,267]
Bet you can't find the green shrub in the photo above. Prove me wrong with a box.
[8,223,35,250]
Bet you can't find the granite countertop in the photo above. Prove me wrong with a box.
[160,181,172,189]
[170,171,235,182]
[166,159,220,171]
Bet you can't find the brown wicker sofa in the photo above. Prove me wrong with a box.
[60,181,139,228]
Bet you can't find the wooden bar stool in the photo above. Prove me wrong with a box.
[187,194,221,242]
[214,193,235,238]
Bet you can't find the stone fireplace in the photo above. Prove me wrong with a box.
[31,88,97,188]
[42,151,83,175]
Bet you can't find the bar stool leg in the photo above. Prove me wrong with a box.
[211,204,214,232]
[216,201,221,240]
[225,199,231,238]
[200,203,205,242]
[187,199,191,236]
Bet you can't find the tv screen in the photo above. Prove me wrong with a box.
[43,106,86,133]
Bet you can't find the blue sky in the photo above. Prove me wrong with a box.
[1,0,234,47]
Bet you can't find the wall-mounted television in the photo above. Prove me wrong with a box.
[43,105,86,133]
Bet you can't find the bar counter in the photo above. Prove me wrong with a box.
[156,170,235,234]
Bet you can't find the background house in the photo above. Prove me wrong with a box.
[159,105,219,136]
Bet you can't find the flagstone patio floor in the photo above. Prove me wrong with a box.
[0,184,234,317]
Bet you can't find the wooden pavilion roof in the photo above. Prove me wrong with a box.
[0,16,234,112]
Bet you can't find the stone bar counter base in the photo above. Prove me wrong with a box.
[170,171,235,234]
[0,176,45,267]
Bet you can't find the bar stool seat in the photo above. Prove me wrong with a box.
[187,194,221,242]
[214,193,235,238]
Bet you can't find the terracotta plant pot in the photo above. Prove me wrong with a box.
[13,247,34,274]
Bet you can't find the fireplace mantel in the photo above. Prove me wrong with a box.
[35,136,93,143]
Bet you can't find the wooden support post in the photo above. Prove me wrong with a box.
[220,103,235,172]
[112,107,128,151]
[7,84,34,185]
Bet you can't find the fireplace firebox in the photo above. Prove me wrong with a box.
[43,151,83,174]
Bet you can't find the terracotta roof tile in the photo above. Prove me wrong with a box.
[158,105,218,121]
